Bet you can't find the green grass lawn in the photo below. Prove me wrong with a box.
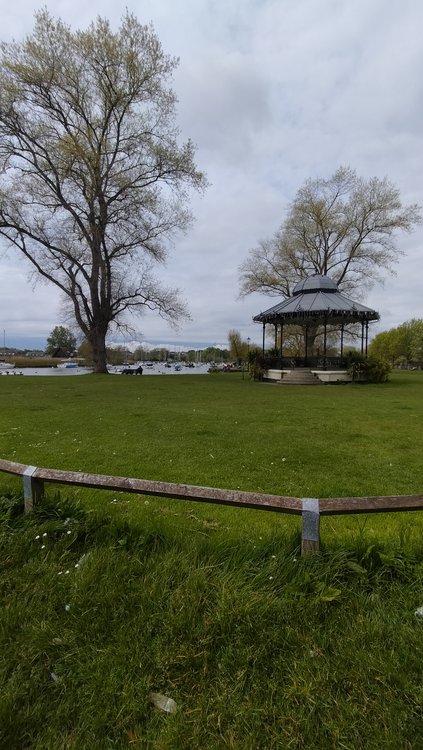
[1,371,423,748]
[1,370,423,494]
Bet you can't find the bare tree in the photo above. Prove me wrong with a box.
[240,166,421,299]
[0,11,207,372]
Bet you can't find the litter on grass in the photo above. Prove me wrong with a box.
[150,692,177,714]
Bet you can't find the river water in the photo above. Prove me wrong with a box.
[0,363,211,377]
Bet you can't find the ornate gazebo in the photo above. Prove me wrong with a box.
[253,274,379,372]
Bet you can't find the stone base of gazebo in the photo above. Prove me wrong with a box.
[265,368,352,384]
[312,370,351,383]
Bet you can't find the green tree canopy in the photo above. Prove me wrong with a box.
[0,10,206,372]
[369,319,423,366]
[227,329,252,363]
[46,326,76,355]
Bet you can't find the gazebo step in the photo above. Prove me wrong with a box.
[280,368,323,385]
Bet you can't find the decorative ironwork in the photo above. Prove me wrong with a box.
[259,356,350,370]
[253,274,379,362]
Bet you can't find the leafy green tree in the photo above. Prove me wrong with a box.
[347,352,391,383]
[76,340,93,366]
[149,347,168,361]
[46,326,76,356]
[105,346,127,365]
[395,322,416,365]
[228,329,243,363]
[370,320,423,367]
[397,320,423,366]
[133,346,150,362]
[202,346,229,363]
[0,11,206,372]
[228,329,254,364]
[410,320,423,365]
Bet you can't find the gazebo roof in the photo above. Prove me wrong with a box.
[253,274,379,325]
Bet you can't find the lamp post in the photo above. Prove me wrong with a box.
[247,337,251,370]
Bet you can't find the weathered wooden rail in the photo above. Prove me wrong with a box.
[1,458,423,555]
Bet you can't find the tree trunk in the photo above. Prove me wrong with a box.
[90,330,108,374]
[304,325,318,359]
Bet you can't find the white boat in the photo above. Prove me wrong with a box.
[0,361,14,369]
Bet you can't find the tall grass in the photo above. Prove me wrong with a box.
[1,494,423,749]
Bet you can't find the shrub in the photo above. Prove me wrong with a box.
[250,357,265,381]
[347,352,391,383]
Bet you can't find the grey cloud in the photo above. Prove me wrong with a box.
[1,0,422,348]
[177,55,271,166]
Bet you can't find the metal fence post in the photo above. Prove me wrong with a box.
[301,497,320,555]
[23,466,44,513]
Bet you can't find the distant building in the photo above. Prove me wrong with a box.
[25,350,45,358]
[51,347,72,359]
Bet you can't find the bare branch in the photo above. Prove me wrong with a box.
[240,166,421,300]
[0,10,207,371]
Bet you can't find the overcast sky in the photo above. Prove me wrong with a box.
[1,0,422,351]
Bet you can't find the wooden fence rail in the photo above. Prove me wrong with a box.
[1,458,423,555]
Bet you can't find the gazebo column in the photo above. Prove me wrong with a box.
[252,275,379,376]
[323,319,328,369]
[304,325,309,365]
